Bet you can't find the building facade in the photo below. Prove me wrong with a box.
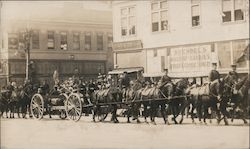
[112,0,249,82]
[0,1,113,86]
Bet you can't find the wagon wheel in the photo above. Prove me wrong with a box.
[30,94,44,120]
[59,94,68,119]
[65,93,82,122]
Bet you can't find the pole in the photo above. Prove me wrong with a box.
[25,31,31,81]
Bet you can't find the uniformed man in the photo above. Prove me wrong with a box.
[208,63,220,82]
[228,64,239,81]
[160,68,171,87]
[121,71,130,89]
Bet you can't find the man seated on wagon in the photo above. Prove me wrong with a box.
[121,71,130,98]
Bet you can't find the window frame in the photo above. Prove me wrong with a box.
[151,0,169,33]
[32,30,40,49]
[120,5,137,37]
[60,31,68,51]
[84,32,91,51]
[96,33,104,51]
[72,31,80,50]
[221,0,246,23]
[191,0,201,28]
[47,30,55,50]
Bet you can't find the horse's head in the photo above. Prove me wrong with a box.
[223,75,237,96]
[175,78,189,96]
[161,82,175,97]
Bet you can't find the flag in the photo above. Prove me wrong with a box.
[236,44,249,63]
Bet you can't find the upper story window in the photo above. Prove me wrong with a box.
[8,33,18,49]
[85,32,91,50]
[107,33,113,48]
[121,6,136,36]
[222,0,245,22]
[97,33,103,51]
[73,32,80,50]
[191,0,201,27]
[60,32,67,50]
[32,30,39,49]
[47,31,55,49]
[151,1,168,32]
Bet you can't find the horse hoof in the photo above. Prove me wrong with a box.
[127,121,131,123]
[137,120,141,123]
[179,119,183,124]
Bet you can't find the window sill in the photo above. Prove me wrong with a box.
[151,29,170,35]
[221,19,247,25]
[121,34,137,39]
[191,25,202,29]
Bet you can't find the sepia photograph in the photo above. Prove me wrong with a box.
[0,0,249,149]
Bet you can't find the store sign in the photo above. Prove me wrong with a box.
[112,40,142,51]
[170,45,212,74]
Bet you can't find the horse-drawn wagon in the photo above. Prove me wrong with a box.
[30,85,70,120]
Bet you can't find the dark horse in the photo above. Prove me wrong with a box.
[17,84,36,118]
[140,81,175,124]
[91,86,122,123]
[123,80,143,123]
[187,79,226,124]
[0,89,12,118]
[169,78,189,124]
[230,75,249,124]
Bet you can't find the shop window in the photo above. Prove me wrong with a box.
[120,6,136,36]
[191,0,200,27]
[8,33,18,49]
[151,1,168,32]
[73,32,80,50]
[32,30,39,49]
[60,32,67,50]
[47,31,55,49]
[222,0,245,22]
[85,32,91,50]
[97,33,103,50]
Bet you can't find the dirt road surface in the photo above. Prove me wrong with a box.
[1,116,249,149]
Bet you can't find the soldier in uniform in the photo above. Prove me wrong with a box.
[228,64,239,82]
[208,62,220,82]
[160,68,171,88]
[121,71,130,98]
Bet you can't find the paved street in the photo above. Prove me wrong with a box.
[0,115,249,149]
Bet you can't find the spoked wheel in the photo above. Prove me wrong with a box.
[65,93,82,122]
[30,94,44,120]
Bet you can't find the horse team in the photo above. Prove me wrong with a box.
[0,74,249,126]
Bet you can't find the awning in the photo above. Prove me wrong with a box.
[108,67,144,75]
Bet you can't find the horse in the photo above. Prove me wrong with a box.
[230,75,249,124]
[91,86,122,123]
[139,81,174,124]
[123,80,143,123]
[187,79,225,125]
[17,83,36,118]
[169,78,189,124]
[0,89,12,118]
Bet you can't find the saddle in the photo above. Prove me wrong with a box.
[188,83,210,96]
[97,89,110,97]
[141,87,157,97]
